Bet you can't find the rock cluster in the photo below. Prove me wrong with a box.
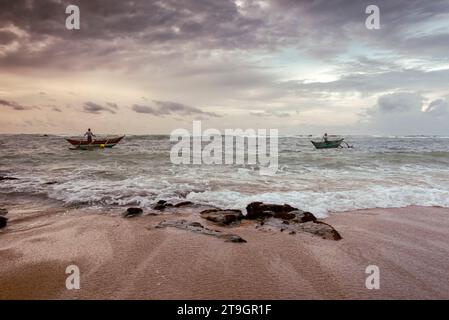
[152,200,193,211]
[125,201,342,241]
[198,202,341,241]
[155,220,246,243]
[200,209,243,226]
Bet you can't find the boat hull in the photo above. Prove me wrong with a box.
[311,139,344,149]
[66,136,125,150]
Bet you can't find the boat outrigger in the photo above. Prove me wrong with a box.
[66,135,125,150]
[311,138,351,149]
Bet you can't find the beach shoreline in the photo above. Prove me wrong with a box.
[1,204,449,300]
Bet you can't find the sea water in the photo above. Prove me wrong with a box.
[1,134,448,217]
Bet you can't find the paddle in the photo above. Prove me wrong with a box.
[342,141,353,148]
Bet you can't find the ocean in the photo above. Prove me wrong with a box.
[1,134,449,217]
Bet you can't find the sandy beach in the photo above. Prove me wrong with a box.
[1,204,449,300]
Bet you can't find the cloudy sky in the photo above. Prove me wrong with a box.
[1,0,448,135]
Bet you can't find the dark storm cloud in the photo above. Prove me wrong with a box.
[0,30,17,45]
[1,0,449,136]
[376,92,424,113]
[83,101,116,114]
[362,92,449,134]
[1,0,448,69]
[0,0,277,68]
[0,99,30,110]
[132,100,220,118]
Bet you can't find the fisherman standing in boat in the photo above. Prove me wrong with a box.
[84,128,95,144]
[323,133,328,142]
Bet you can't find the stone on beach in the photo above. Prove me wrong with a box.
[257,216,342,240]
[174,201,193,208]
[123,207,144,218]
[152,200,174,210]
[155,220,246,243]
[200,202,341,241]
[0,216,7,229]
[245,202,297,219]
[0,208,7,216]
[273,211,297,220]
[200,209,243,226]
[300,221,342,240]
[152,200,194,210]
[187,221,203,228]
[290,210,317,223]
[221,234,247,243]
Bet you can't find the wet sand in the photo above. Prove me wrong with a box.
[1,205,449,299]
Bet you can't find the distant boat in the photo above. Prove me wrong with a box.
[311,138,344,149]
[66,135,125,150]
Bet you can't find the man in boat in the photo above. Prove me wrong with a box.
[323,133,328,142]
[84,128,96,144]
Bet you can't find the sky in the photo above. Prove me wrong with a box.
[1,0,449,135]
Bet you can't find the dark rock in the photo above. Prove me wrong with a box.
[255,216,341,241]
[153,204,166,210]
[300,221,342,240]
[222,234,247,243]
[174,201,193,208]
[44,181,58,185]
[188,221,203,228]
[180,201,341,241]
[153,200,174,210]
[0,208,7,216]
[273,211,297,220]
[245,202,297,219]
[0,216,7,229]
[123,207,143,218]
[200,209,243,226]
[291,210,317,223]
[155,220,246,244]
[0,176,19,181]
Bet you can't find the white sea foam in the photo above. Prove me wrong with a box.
[186,186,449,218]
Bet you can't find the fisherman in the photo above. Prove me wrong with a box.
[323,133,328,142]
[84,128,95,143]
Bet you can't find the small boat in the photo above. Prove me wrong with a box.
[311,138,344,149]
[66,135,125,150]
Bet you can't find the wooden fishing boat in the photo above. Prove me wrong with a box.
[66,135,125,150]
[311,138,344,149]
